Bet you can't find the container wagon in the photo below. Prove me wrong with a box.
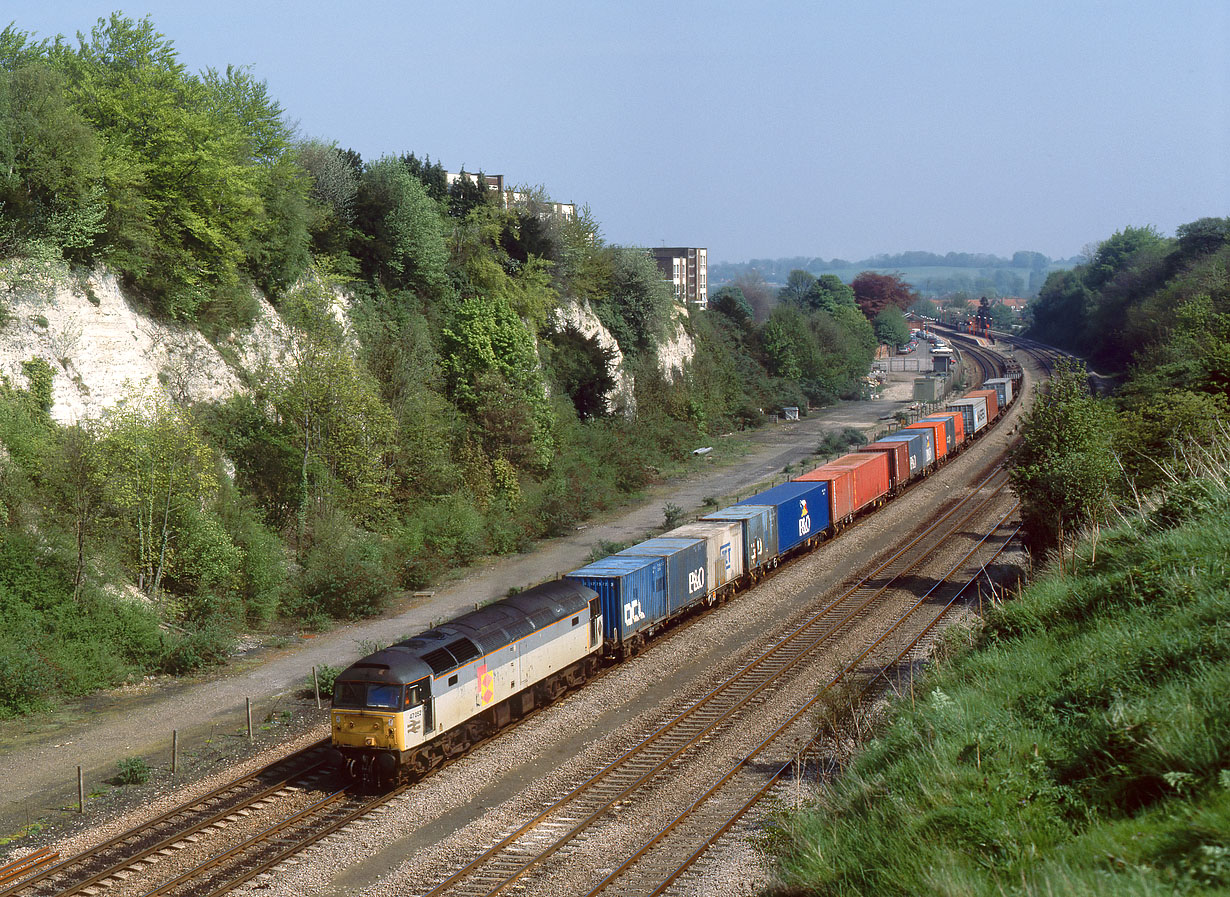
[566,555,668,654]
[663,520,746,603]
[858,440,913,492]
[818,452,891,513]
[966,388,1000,421]
[794,464,855,526]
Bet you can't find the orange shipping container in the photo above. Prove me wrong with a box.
[930,410,965,447]
[905,420,947,460]
[967,388,1000,420]
[859,440,912,489]
[794,465,854,524]
[815,452,891,513]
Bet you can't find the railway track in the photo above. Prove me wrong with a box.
[416,468,1019,897]
[586,507,1022,897]
[0,742,335,897]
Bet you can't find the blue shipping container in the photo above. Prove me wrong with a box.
[616,537,708,615]
[877,431,927,472]
[702,505,779,572]
[565,555,667,645]
[736,481,830,555]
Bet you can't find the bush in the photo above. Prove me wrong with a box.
[115,756,151,785]
[313,663,341,698]
[158,624,234,675]
[298,517,394,621]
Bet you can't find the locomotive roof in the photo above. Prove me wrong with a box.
[338,579,597,685]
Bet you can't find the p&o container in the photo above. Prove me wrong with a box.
[736,480,831,555]
[616,537,708,615]
[663,520,745,599]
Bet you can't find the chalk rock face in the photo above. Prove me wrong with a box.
[656,302,695,382]
[548,297,636,414]
[0,267,348,424]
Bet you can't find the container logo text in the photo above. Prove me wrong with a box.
[623,600,647,627]
[687,567,705,594]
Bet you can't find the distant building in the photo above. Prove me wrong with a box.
[445,171,574,221]
[650,247,708,308]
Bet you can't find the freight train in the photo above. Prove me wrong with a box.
[326,371,1020,787]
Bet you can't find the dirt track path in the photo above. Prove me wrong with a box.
[0,382,921,837]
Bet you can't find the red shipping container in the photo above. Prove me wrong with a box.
[967,388,1000,420]
[859,440,911,489]
[794,464,854,523]
[905,420,947,460]
[817,452,891,513]
[930,410,965,447]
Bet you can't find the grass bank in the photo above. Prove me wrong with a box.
[771,474,1230,895]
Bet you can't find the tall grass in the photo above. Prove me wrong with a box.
[771,458,1230,896]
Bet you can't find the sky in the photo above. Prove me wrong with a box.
[4,1,1228,264]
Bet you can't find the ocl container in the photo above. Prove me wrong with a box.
[884,427,934,467]
[616,537,708,615]
[664,520,745,597]
[859,440,912,489]
[865,433,923,479]
[736,480,831,555]
[818,452,890,513]
[947,396,988,434]
[565,555,667,645]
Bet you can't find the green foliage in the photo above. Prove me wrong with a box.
[115,756,151,785]
[441,292,555,470]
[597,246,675,353]
[351,155,450,296]
[294,512,394,620]
[873,304,911,348]
[1010,358,1118,552]
[94,390,219,599]
[314,663,342,696]
[772,475,1230,896]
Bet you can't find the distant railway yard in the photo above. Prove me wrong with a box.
[1,336,1064,897]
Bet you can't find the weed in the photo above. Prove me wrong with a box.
[115,756,151,786]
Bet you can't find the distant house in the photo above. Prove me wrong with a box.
[995,296,1029,313]
[650,247,708,308]
[446,171,575,221]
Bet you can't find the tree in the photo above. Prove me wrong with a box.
[95,391,218,601]
[873,305,910,348]
[709,284,753,327]
[778,269,817,306]
[351,155,450,297]
[0,60,105,255]
[806,274,857,312]
[1009,358,1118,555]
[851,271,918,320]
[601,246,675,353]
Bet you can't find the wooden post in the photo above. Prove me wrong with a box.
[78,766,84,814]
[172,730,178,775]
[246,698,253,740]
[313,667,321,710]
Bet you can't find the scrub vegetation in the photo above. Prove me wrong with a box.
[0,15,881,716]
[771,224,1230,894]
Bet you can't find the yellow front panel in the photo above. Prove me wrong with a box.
[331,708,404,751]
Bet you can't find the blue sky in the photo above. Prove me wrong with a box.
[5,1,1228,263]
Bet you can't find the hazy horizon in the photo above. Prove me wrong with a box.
[4,2,1226,265]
